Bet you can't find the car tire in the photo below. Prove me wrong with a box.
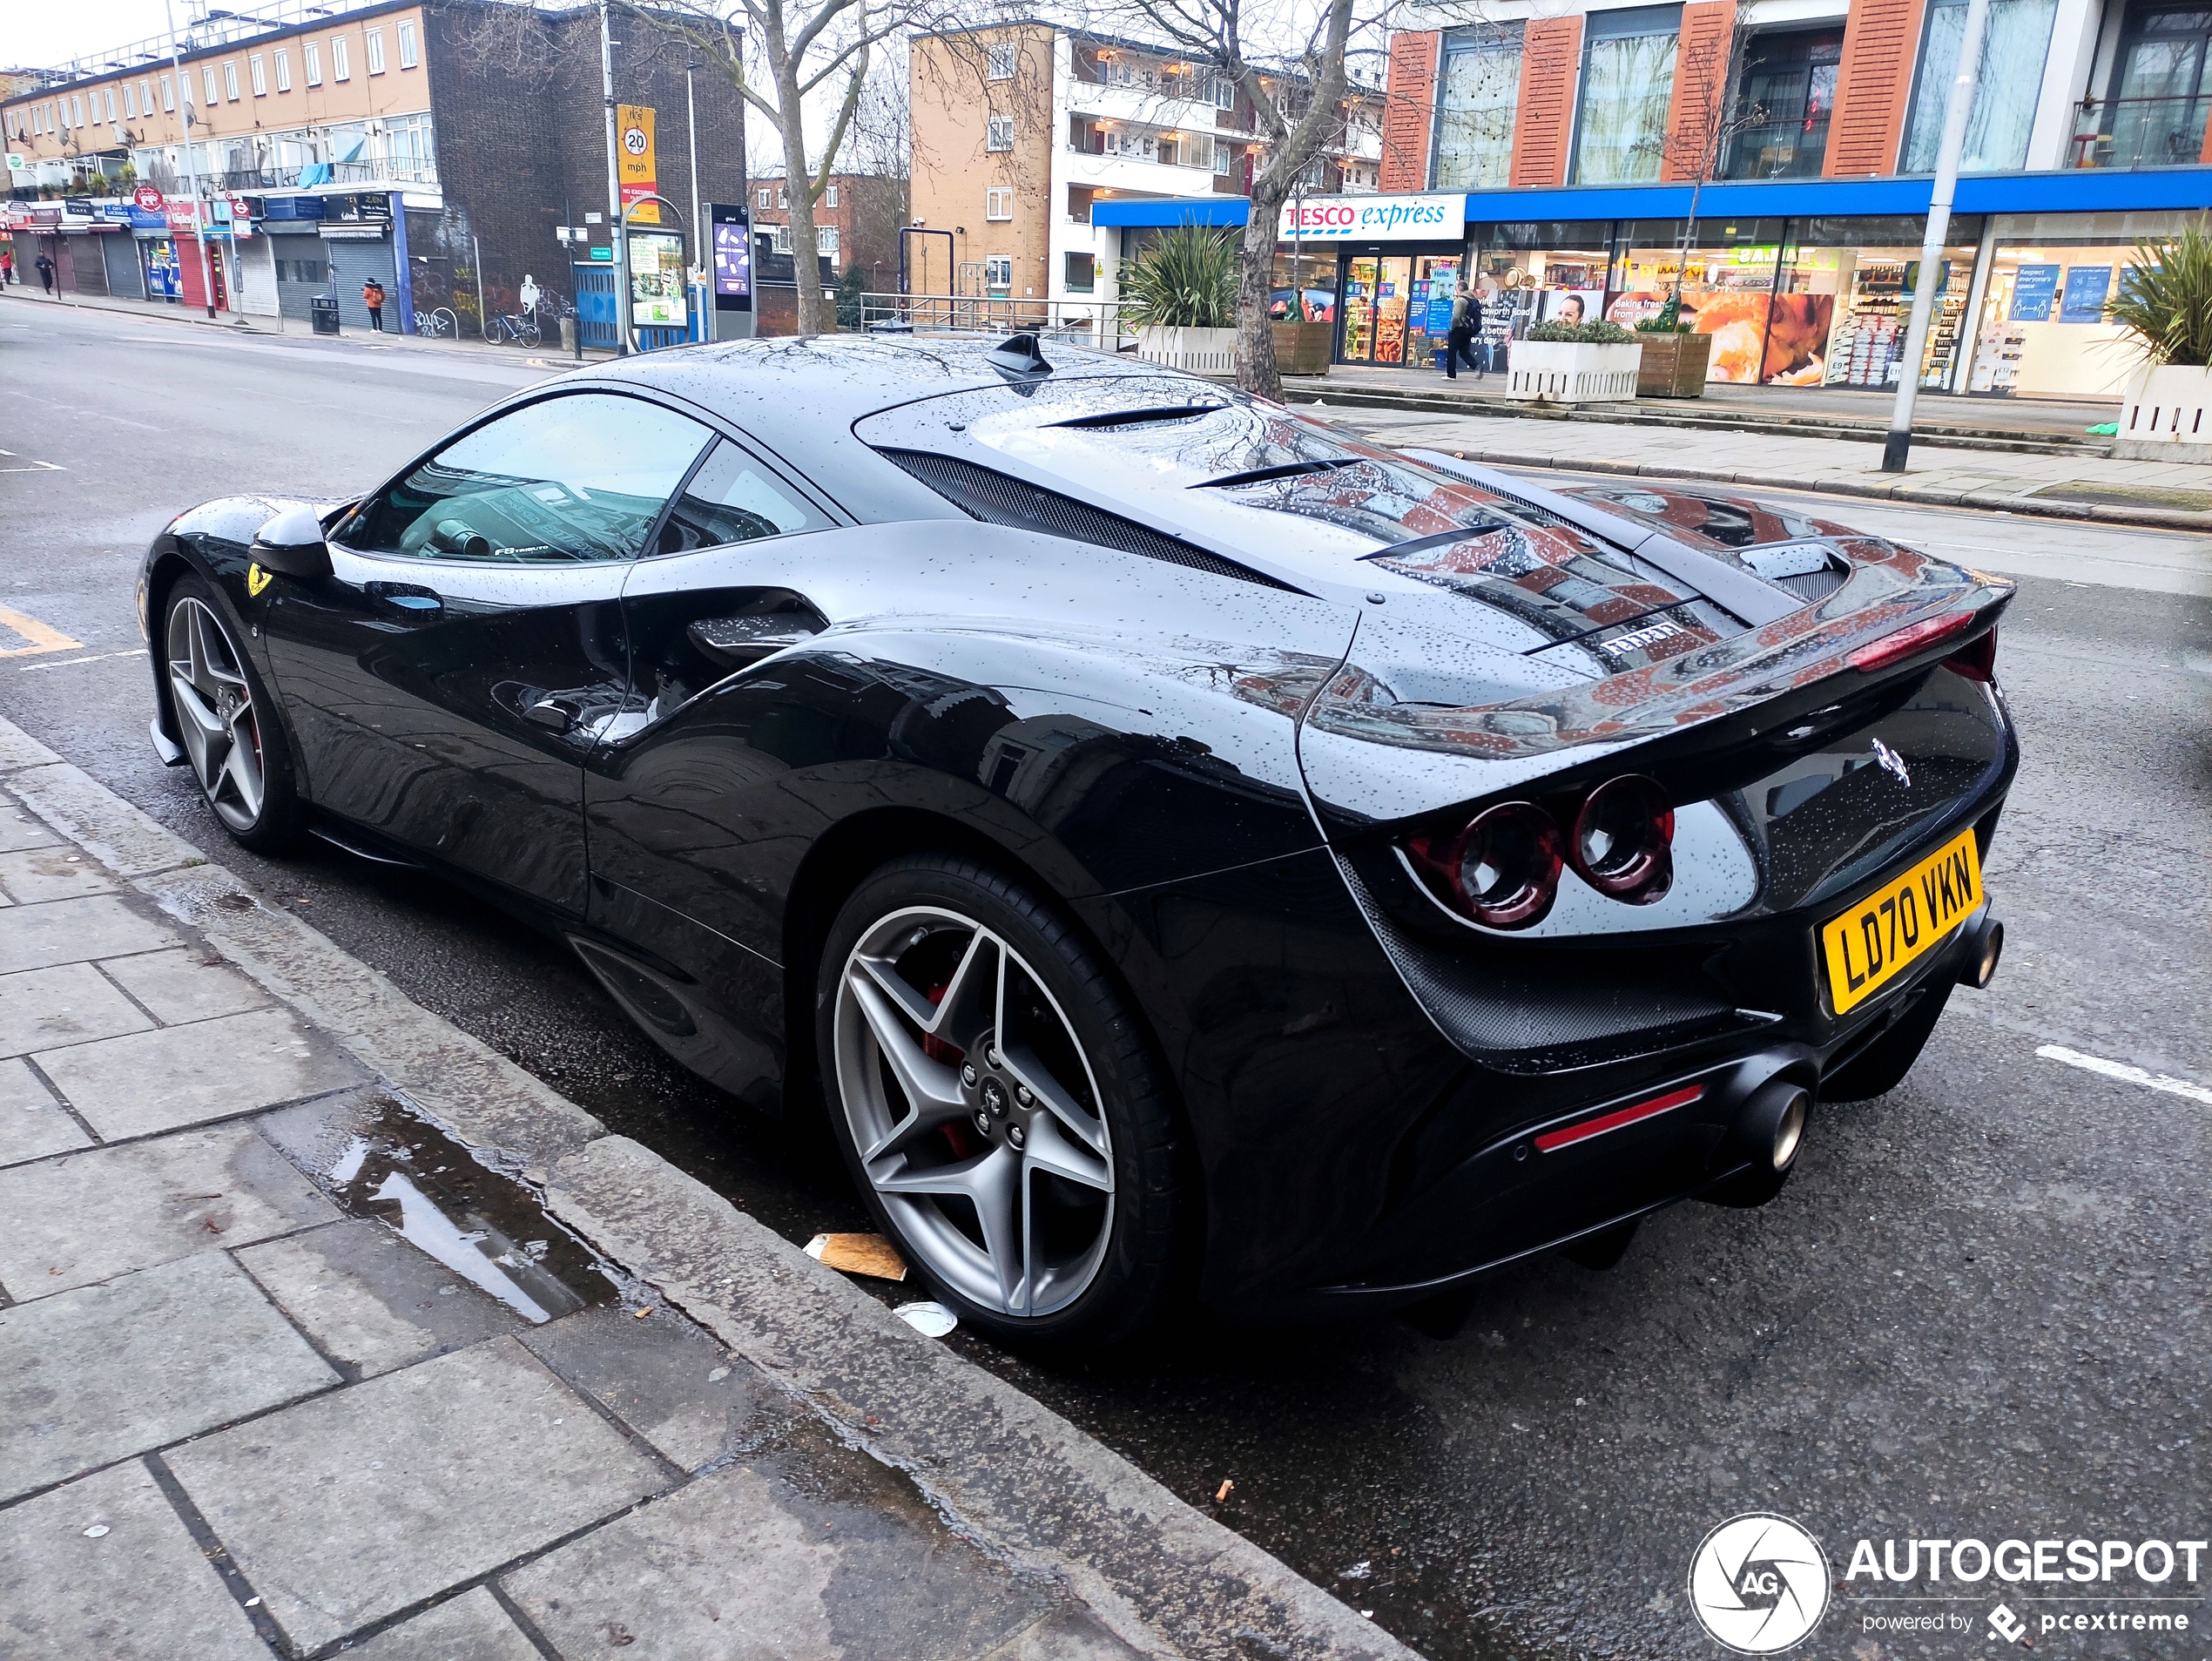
[161,576,304,853]
[816,852,1184,1348]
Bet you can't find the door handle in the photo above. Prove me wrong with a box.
[367,582,443,614]
[525,697,579,733]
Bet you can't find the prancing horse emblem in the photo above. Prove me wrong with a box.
[1871,738,1912,787]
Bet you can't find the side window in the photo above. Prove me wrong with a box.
[346,394,713,562]
[655,441,830,554]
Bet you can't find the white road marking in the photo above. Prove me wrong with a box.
[17,648,150,672]
[0,448,64,473]
[2035,1044,2212,1105]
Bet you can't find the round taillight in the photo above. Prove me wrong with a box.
[1570,776,1675,904]
[1421,802,1564,929]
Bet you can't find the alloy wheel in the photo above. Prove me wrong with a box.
[833,905,1116,1319]
[165,596,266,833]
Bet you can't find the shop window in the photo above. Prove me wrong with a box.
[1902,0,2059,173]
[1969,238,2139,395]
[1723,30,1842,179]
[1065,252,1096,293]
[1572,7,1681,184]
[988,115,1015,151]
[985,253,1013,289]
[988,44,1016,80]
[986,186,1013,219]
[305,43,321,87]
[398,22,419,70]
[1435,29,1523,190]
[250,56,266,97]
[274,50,290,93]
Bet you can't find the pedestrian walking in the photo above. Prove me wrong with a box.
[0,250,14,287]
[35,252,57,296]
[362,277,386,331]
[1444,281,1483,380]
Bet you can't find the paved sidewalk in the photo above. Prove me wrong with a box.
[0,716,1413,1661]
[1315,400,2212,531]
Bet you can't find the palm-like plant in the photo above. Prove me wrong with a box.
[1120,224,1238,330]
[2107,223,2212,367]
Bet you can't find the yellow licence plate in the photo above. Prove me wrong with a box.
[1820,829,1983,1015]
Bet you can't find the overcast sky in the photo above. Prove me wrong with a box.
[1,0,183,71]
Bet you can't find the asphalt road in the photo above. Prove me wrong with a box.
[5,296,2208,1661]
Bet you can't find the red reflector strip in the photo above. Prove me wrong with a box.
[1534,1084,1706,1153]
[1844,609,1979,674]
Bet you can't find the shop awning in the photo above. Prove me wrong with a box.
[1089,197,1249,228]
[1463,169,2212,225]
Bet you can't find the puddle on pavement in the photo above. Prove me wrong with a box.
[302,1094,614,1322]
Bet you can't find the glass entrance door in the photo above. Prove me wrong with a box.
[1342,255,1415,363]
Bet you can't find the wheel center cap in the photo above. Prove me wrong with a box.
[979,1077,1010,1119]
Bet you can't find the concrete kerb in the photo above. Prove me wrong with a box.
[0,713,1417,1661]
[1414,442,2212,532]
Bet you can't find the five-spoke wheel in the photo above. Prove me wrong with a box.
[162,578,300,849]
[820,855,1182,1344]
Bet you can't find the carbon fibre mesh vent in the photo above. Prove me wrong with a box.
[878,449,1304,593]
[1770,566,1849,604]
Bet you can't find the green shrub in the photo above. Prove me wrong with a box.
[2107,223,2212,367]
[1121,223,1238,329]
[1635,316,1692,334]
[1526,319,1637,345]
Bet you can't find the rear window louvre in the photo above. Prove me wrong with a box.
[1049,403,1231,429]
[878,449,1305,593]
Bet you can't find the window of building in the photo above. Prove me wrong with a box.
[1215,141,1235,175]
[1903,0,2059,172]
[984,253,1013,289]
[779,185,789,206]
[203,66,219,105]
[987,114,1015,151]
[398,22,419,69]
[124,83,138,117]
[986,186,1012,219]
[367,29,386,74]
[305,42,321,86]
[274,49,290,92]
[2070,0,2211,165]
[1065,252,1096,293]
[758,187,772,208]
[988,43,1016,79]
[349,395,717,564]
[72,94,84,125]
[249,56,266,96]
[817,225,839,254]
[333,36,352,82]
[388,112,434,178]
[1435,29,1523,189]
[770,225,792,253]
[224,61,239,101]
[105,87,118,122]
[1570,5,1681,185]
[1215,73,1238,109]
[1718,30,1841,179]
[826,183,839,206]
[162,74,174,111]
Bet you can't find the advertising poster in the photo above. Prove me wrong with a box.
[617,103,659,225]
[2059,265,2113,323]
[2009,264,2060,321]
[712,219,752,299]
[628,227,686,327]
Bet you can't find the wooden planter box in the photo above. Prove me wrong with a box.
[1635,330,1713,397]
[1506,339,1643,404]
[1272,321,1332,375]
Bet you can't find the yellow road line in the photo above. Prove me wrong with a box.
[0,607,85,658]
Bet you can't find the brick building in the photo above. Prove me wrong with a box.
[3,0,744,335]
[745,171,908,294]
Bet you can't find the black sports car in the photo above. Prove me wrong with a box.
[138,334,2015,1345]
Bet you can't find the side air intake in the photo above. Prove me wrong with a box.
[877,449,1305,593]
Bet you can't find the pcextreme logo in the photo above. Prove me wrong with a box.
[1689,1514,1832,1653]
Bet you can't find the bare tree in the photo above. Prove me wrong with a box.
[638,0,927,334]
[1656,2,1760,314]
[1080,0,1366,397]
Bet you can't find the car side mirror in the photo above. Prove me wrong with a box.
[251,504,334,580]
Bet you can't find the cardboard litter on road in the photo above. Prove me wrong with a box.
[805,1232,908,1281]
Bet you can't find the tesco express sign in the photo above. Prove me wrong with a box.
[1277,192,1467,242]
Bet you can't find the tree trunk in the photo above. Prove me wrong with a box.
[775,69,825,335]
[1237,190,1284,398]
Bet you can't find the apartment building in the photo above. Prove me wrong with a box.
[1349,0,2212,395]
[3,0,741,334]
[746,171,910,293]
[909,21,1382,314]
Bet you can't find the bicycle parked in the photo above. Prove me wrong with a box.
[486,310,542,348]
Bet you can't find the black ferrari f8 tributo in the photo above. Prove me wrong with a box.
[139,334,2015,1345]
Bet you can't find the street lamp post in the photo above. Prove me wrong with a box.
[685,61,703,300]
[1882,0,1993,472]
[164,0,218,320]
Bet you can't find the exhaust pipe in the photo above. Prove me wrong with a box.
[1958,914,2004,990]
[1736,1078,1810,1175]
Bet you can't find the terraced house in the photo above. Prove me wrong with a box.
[3,0,741,336]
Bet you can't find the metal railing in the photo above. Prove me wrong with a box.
[1719,115,1832,179]
[2068,94,2212,169]
[855,291,1140,352]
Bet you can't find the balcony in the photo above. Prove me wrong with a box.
[1719,115,1831,180]
[2068,95,2212,169]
